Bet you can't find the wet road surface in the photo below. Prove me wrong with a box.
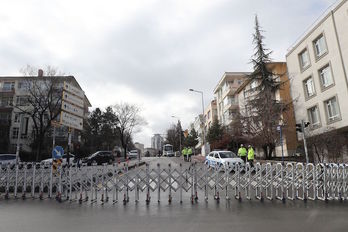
[1,157,348,232]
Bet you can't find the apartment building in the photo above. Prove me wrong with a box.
[151,134,164,151]
[286,0,348,140]
[213,72,249,127]
[236,62,297,157]
[0,71,91,154]
[203,99,217,132]
[192,114,203,149]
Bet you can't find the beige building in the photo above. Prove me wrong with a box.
[203,99,217,131]
[286,0,348,139]
[0,71,91,155]
[213,72,249,127]
[236,62,297,157]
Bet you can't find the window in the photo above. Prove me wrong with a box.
[12,127,19,139]
[307,106,320,127]
[3,82,15,91]
[313,34,327,58]
[0,96,13,107]
[319,65,333,88]
[14,113,20,123]
[303,77,315,98]
[325,97,340,122]
[16,96,29,106]
[299,49,310,70]
[238,80,242,85]
[0,112,11,122]
[18,81,30,90]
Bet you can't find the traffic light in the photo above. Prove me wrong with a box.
[296,122,310,132]
[296,123,302,132]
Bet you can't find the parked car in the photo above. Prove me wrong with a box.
[128,150,139,159]
[41,154,75,165]
[82,151,115,165]
[205,151,244,170]
[0,154,20,166]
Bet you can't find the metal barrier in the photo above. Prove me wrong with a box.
[1,162,348,204]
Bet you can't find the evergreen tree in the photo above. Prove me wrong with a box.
[184,128,199,148]
[206,119,224,145]
[241,15,288,159]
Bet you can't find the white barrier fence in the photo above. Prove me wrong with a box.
[0,162,347,204]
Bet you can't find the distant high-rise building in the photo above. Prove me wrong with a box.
[151,134,164,151]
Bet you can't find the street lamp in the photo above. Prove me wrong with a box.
[171,115,182,155]
[189,88,206,155]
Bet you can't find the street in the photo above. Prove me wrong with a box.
[1,157,348,232]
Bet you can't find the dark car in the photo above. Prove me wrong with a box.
[82,151,115,166]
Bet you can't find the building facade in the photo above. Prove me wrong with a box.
[213,72,249,127]
[134,142,144,156]
[151,134,164,151]
[286,0,348,147]
[236,62,297,157]
[0,71,91,157]
[203,99,218,132]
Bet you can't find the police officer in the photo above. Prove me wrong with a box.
[182,147,188,161]
[238,144,247,164]
[247,145,255,169]
[187,147,193,162]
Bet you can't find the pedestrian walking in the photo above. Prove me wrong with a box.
[238,144,247,164]
[247,145,255,169]
[182,147,188,162]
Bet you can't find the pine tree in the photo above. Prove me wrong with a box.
[241,15,287,159]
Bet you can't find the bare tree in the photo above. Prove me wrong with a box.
[112,103,146,159]
[307,127,346,163]
[15,65,64,161]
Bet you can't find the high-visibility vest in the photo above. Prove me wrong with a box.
[238,147,247,157]
[182,148,188,155]
[248,148,255,160]
[187,148,193,155]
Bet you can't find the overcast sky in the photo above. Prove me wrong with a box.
[0,0,338,147]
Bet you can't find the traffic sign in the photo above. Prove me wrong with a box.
[52,146,64,159]
[60,111,83,130]
[63,81,85,99]
[61,100,84,117]
[62,91,84,108]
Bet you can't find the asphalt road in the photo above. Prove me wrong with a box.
[1,157,348,232]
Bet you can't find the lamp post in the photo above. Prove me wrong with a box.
[189,89,206,155]
[171,115,182,155]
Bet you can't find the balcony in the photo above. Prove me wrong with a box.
[0,87,15,94]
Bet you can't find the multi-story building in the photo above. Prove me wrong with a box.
[213,72,249,127]
[134,142,144,156]
[203,99,218,132]
[236,62,297,157]
[192,114,203,149]
[151,134,164,151]
[286,1,348,143]
[0,70,91,155]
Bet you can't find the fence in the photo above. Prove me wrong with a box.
[0,162,347,204]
